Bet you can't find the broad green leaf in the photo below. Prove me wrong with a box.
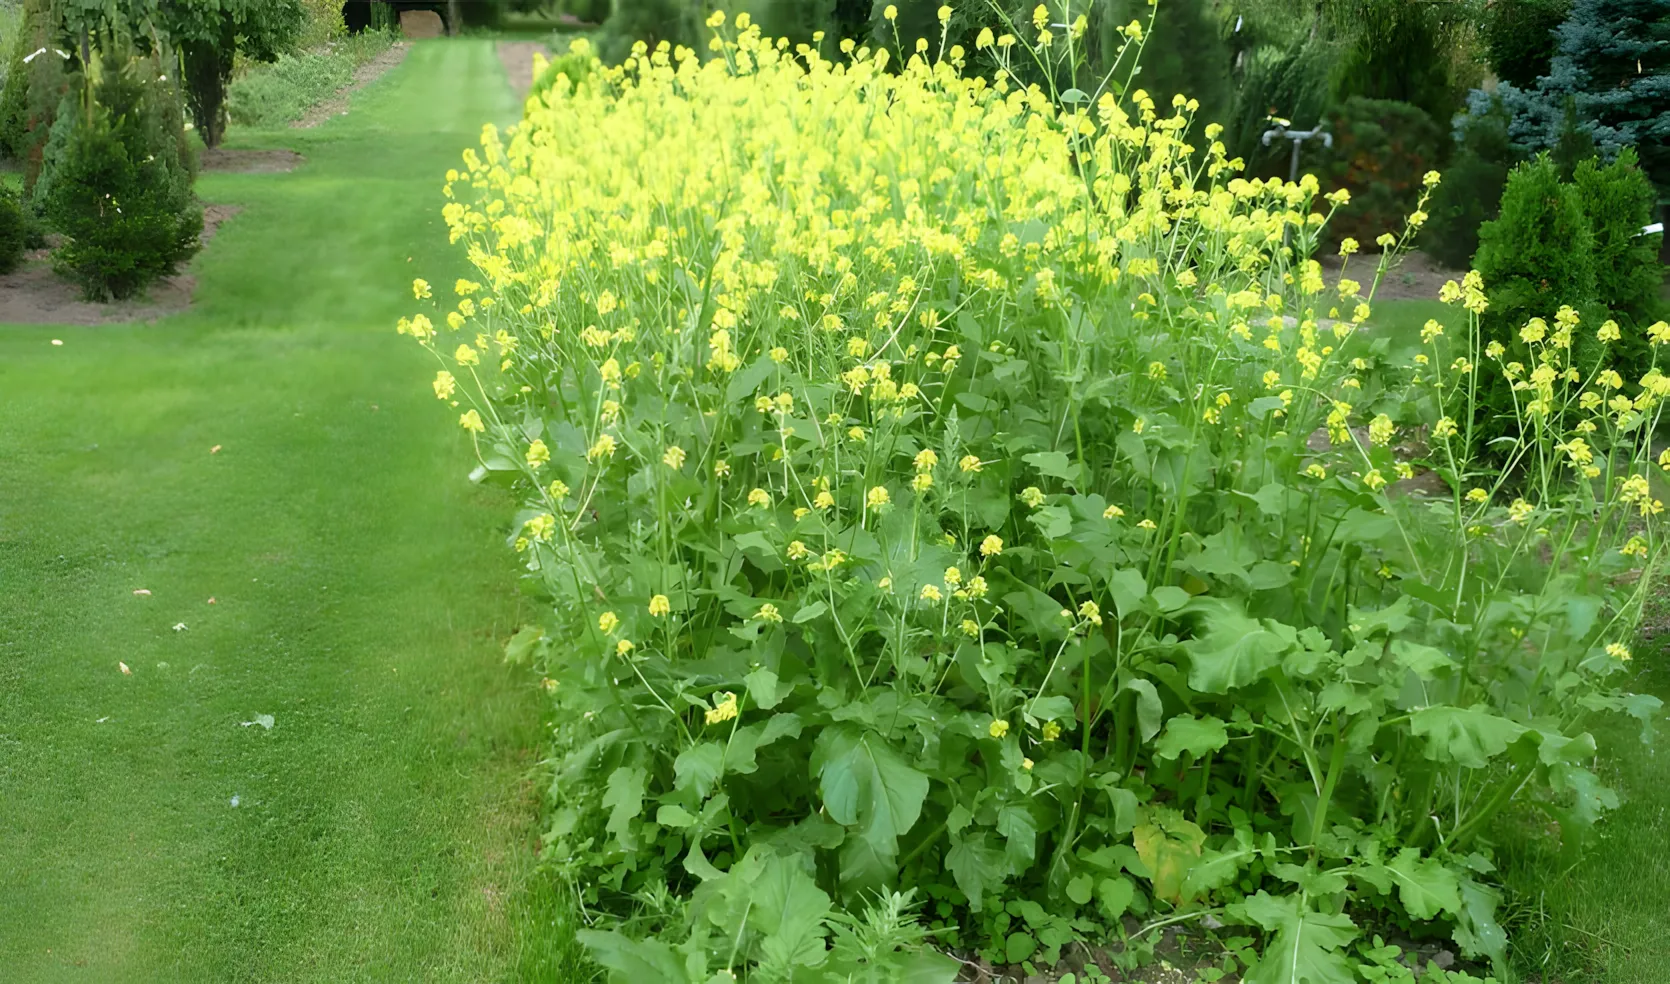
[1562,593,1603,639]
[745,667,787,709]
[1336,507,1397,545]
[1132,819,1205,903]
[1549,762,1619,827]
[504,624,543,664]
[753,855,832,976]
[1247,396,1288,420]
[577,929,692,983]
[725,355,776,401]
[1184,600,1295,693]
[1153,714,1229,761]
[1410,705,1528,769]
[1123,678,1163,742]
[813,728,929,882]
[1026,694,1076,724]
[792,601,828,624]
[1270,862,1350,896]
[996,803,1037,867]
[946,831,1007,911]
[733,531,783,570]
[1248,560,1296,590]
[1029,504,1073,539]
[1243,482,1292,516]
[1391,640,1454,679]
[1004,584,1075,640]
[675,742,726,798]
[603,765,648,846]
[1151,585,1192,613]
[1451,876,1508,965]
[1023,449,1078,483]
[1065,873,1093,905]
[1096,875,1135,920]
[1191,526,1258,582]
[1180,828,1259,901]
[1535,729,1595,765]
[1239,891,1358,984]
[1005,932,1038,963]
[1105,568,1148,617]
[724,725,766,774]
[1348,596,1413,638]
[813,950,961,983]
[1116,430,1150,472]
[759,711,804,748]
[656,804,698,827]
[1383,848,1462,921]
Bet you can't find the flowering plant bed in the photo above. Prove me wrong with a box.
[403,12,1669,981]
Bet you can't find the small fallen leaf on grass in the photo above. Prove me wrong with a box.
[133,588,151,596]
[210,445,222,454]
[172,622,188,631]
[206,597,216,604]
[118,661,131,675]
[239,714,275,730]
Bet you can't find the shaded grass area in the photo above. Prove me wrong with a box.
[1496,587,1670,984]
[0,40,585,983]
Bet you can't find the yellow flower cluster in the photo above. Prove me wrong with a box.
[405,15,1667,805]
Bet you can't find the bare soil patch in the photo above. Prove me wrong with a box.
[294,42,412,130]
[0,204,240,326]
[497,41,552,105]
[1321,249,1461,303]
[200,148,305,174]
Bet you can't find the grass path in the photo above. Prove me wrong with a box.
[0,41,553,982]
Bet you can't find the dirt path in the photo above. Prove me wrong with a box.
[497,40,552,105]
[295,41,413,129]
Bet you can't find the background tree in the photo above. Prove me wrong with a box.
[1480,0,1670,198]
[1547,0,1670,194]
[1422,92,1516,267]
[1326,0,1480,130]
[155,0,304,148]
[1483,0,1570,87]
[43,40,201,299]
[0,0,73,188]
[1098,0,1234,128]
[1573,145,1665,330]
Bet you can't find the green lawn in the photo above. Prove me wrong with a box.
[0,40,583,983]
[1496,592,1670,984]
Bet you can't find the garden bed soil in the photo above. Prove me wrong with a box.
[497,41,552,104]
[200,148,305,174]
[0,204,239,326]
[294,42,412,129]
[944,921,1468,982]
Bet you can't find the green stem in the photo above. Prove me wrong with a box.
[1309,728,1347,848]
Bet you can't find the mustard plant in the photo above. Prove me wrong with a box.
[404,8,1668,980]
